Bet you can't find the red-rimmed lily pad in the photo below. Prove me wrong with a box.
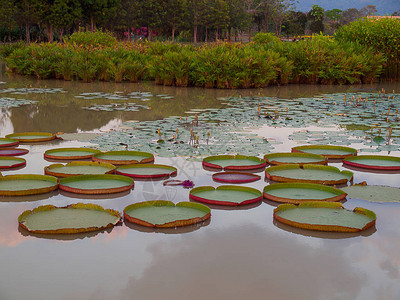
[202,155,266,170]
[189,185,262,206]
[59,174,134,194]
[6,132,56,143]
[265,164,353,185]
[0,148,29,156]
[44,147,101,160]
[212,172,261,183]
[124,200,211,228]
[0,157,26,169]
[0,174,58,196]
[343,155,400,170]
[264,152,327,166]
[44,161,116,177]
[263,183,347,204]
[0,138,19,148]
[18,203,121,234]
[273,202,376,232]
[92,150,154,165]
[292,145,357,159]
[116,164,177,179]
[341,185,400,203]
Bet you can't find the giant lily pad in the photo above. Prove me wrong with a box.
[292,145,357,159]
[0,174,58,196]
[6,132,56,143]
[265,164,353,185]
[202,155,266,170]
[124,200,211,228]
[0,157,26,169]
[0,148,29,156]
[116,164,177,179]
[59,174,134,194]
[189,185,262,206]
[44,147,101,160]
[341,185,400,203]
[343,155,400,170]
[18,203,121,234]
[273,202,376,232]
[212,172,261,183]
[264,152,327,166]
[92,150,154,165]
[0,138,19,148]
[263,183,347,204]
[44,161,116,177]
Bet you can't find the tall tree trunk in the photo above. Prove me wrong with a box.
[194,24,198,43]
[90,14,95,31]
[248,27,251,42]
[46,23,53,42]
[205,25,208,42]
[172,23,176,42]
[215,27,219,41]
[25,21,30,44]
[148,27,152,41]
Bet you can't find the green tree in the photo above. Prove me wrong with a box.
[79,0,119,31]
[0,0,18,41]
[309,4,324,33]
[50,0,82,40]
[164,0,187,41]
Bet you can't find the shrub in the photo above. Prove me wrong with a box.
[64,30,117,48]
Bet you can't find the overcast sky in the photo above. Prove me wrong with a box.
[295,0,399,15]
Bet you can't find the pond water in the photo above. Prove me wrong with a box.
[1,68,400,300]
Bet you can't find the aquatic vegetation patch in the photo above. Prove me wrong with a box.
[341,185,400,203]
[0,97,38,108]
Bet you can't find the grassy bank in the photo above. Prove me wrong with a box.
[0,30,388,87]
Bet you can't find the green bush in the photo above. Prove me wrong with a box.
[64,30,117,48]
[335,18,399,78]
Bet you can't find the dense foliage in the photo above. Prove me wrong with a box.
[1,30,386,87]
[335,17,400,79]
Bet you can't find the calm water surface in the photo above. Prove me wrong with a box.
[1,70,400,300]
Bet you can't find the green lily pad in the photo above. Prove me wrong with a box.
[0,138,19,148]
[0,174,58,196]
[59,174,134,194]
[341,185,400,203]
[18,203,121,234]
[343,155,400,170]
[44,148,101,160]
[292,145,357,159]
[45,161,116,177]
[189,185,262,206]
[116,164,177,179]
[6,132,56,143]
[264,152,327,166]
[274,202,376,232]
[124,201,211,228]
[265,164,353,185]
[264,183,347,204]
[0,157,26,169]
[92,150,154,165]
[203,155,266,170]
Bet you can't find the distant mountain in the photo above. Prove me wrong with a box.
[295,0,399,15]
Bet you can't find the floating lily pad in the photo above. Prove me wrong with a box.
[343,155,400,170]
[116,164,177,179]
[0,157,26,169]
[203,155,266,170]
[292,145,357,159]
[124,200,211,228]
[341,185,400,203]
[18,203,121,234]
[59,174,134,194]
[265,164,353,185]
[273,202,376,232]
[212,172,261,183]
[6,132,56,143]
[263,183,347,204]
[189,185,262,206]
[0,138,19,148]
[0,174,58,196]
[0,148,29,156]
[45,161,116,177]
[264,152,327,166]
[92,150,154,165]
[44,147,101,160]
[56,132,102,141]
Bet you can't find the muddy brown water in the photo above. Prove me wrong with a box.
[1,69,400,300]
